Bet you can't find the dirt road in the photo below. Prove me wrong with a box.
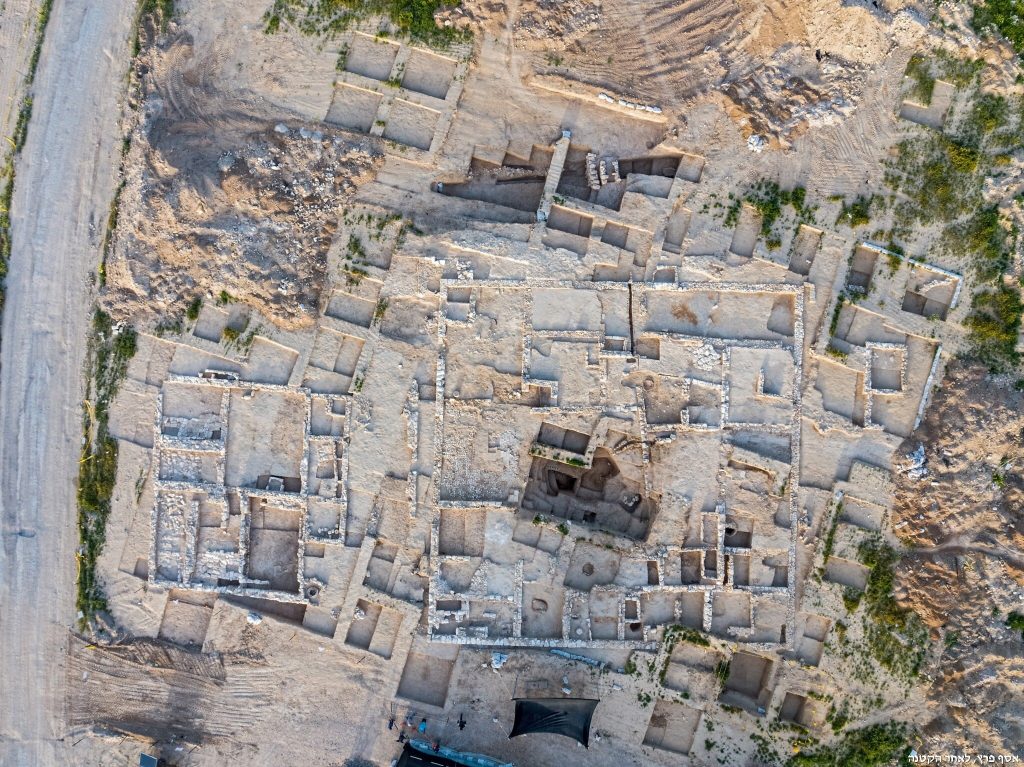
[0,1,135,763]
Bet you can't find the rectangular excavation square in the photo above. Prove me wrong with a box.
[899,79,955,129]
[663,205,692,254]
[154,491,197,581]
[839,497,883,531]
[824,556,869,591]
[727,347,795,425]
[344,601,400,656]
[640,591,676,626]
[158,590,215,647]
[401,48,458,99]
[325,289,378,328]
[397,651,456,707]
[325,84,383,133]
[303,606,340,638]
[195,517,242,585]
[536,422,591,453]
[788,224,822,275]
[671,641,723,671]
[902,264,958,319]
[159,450,219,484]
[192,304,229,343]
[367,607,402,658]
[344,598,382,650]
[779,691,825,728]
[438,506,486,556]
[677,591,705,628]
[642,700,701,754]
[679,550,702,584]
[344,33,400,80]
[363,540,397,592]
[383,99,440,151]
[161,381,225,435]
[532,288,603,331]
[224,389,307,489]
[869,346,904,392]
[547,204,593,237]
[543,231,591,256]
[644,289,795,340]
[246,501,301,593]
[589,589,621,640]
[439,558,480,592]
[730,204,761,257]
[241,337,299,386]
[711,591,751,635]
[676,152,705,183]
[563,543,621,590]
[333,334,365,377]
[522,582,564,638]
[796,614,831,666]
[439,407,522,503]
[687,380,722,428]
[846,245,878,293]
[815,357,863,424]
[471,598,520,638]
[721,651,774,707]
[602,221,636,251]
[643,374,688,425]
[723,513,753,548]
[307,442,344,498]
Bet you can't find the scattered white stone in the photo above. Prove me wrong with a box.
[694,343,719,371]
[903,443,929,480]
[246,611,262,625]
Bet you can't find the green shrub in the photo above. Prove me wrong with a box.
[836,196,873,227]
[140,0,175,30]
[905,53,935,105]
[186,295,203,321]
[262,0,470,47]
[967,92,1009,136]
[955,206,1013,281]
[789,722,909,767]
[973,0,1024,54]
[945,139,980,174]
[965,284,1023,372]
[1007,611,1024,638]
[76,311,139,626]
[841,587,863,612]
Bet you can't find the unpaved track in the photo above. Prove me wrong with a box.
[0,1,134,764]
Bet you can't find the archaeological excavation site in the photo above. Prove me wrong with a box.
[4,0,1024,765]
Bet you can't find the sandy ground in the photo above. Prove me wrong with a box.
[0,0,39,140]
[0,0,135,764]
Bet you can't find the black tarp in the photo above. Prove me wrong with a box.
[508,697,599,748]
[396,742,464,767]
